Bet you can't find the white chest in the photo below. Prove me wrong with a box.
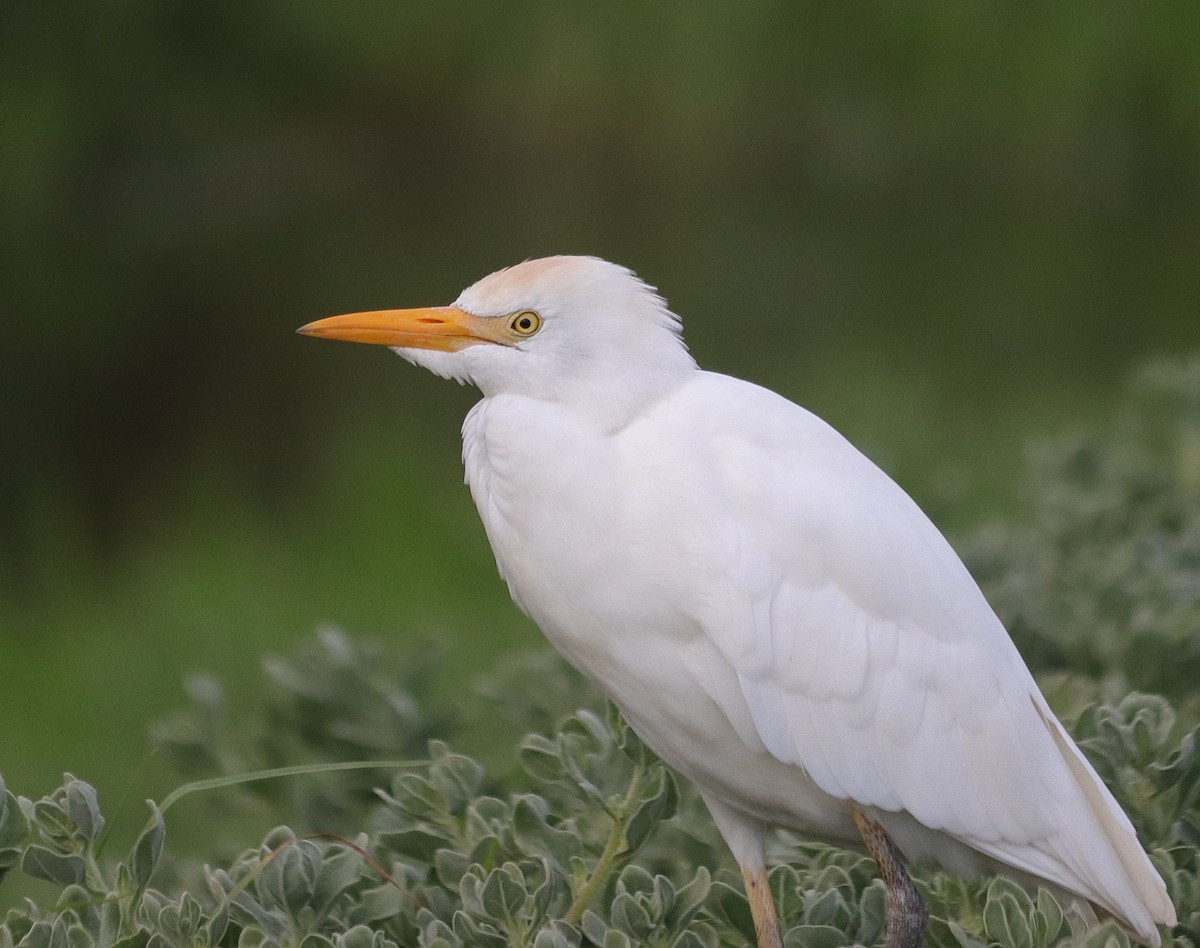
[461,397,707,673]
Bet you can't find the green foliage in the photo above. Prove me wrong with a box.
[964,356,1200,698]
[0,697,690,948]
[3,358,1200,945]
[3,663,1196,946]
[150,629,450,832]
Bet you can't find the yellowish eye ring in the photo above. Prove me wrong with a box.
[509,311,542,336]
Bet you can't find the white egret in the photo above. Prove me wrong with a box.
[298,256,1176,948]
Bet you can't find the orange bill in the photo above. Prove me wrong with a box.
[297,306,499,351]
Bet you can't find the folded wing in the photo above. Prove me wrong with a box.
[679,375,1174,941]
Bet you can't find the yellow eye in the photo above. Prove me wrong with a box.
[509,311,542,336]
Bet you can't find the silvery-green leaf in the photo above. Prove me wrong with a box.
[22,845,86,888]
[623,770,677,853]
[477,864,527,921]
[511,795,584,871]
[63,782,103,844]
[609,891,652,937]
[782,923,846,948]
[982,881,1034,948]
[128,803,165,893]
[601,930,631,948]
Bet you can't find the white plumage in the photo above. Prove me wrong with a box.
[299,255,1176,947]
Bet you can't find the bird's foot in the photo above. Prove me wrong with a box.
[852,805,929,948]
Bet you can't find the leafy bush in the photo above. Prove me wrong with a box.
[963,356,1200,699]
[2,357,1199,946]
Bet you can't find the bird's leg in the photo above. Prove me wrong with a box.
[852,805,929,948]
[741,865,784,948]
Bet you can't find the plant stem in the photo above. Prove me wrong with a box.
[156,759,422,817]
[563,757,648,925]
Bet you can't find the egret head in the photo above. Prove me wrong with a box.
[299,256,697,428]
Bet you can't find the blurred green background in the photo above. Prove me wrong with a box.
[1,1,1197,808]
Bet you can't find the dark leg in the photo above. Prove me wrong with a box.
[852,805,929,948]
